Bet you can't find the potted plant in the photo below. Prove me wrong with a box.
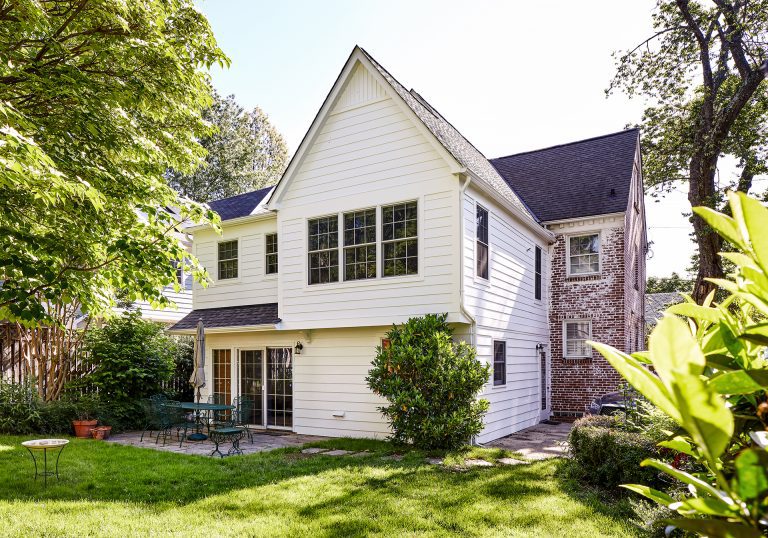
[72,396,98,438]
[91,426,112,440]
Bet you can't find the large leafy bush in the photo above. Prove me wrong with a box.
[591,192,768,536]
[366,314,490,450]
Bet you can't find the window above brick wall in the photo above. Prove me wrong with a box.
[566,233,600,276]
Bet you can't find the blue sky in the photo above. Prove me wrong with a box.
[197,0,695,277]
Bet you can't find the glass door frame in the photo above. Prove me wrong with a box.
[234,347,293,430]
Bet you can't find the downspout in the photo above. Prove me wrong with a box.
[458,173,476,346]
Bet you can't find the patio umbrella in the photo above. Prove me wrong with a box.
[190,319,206,404]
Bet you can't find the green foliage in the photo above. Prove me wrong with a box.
[167,91,288,202]
[647,273,694,294]
[0,0,228,326]
[0,382,42,434]
[366,314,490,450]
[591,192,768,535]
[568,415,662,490]
[76,312,176,403]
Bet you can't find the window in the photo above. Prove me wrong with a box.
[344,209,376,280]
[568,233,599,275]
[172,259,183,286]
[493,340,506,386]
[564,320,591,358]
[265,233,278,275]
[534,246,542,300]
[382,201,418,277]
[212,349,231,405]
[218,240,238,280]
[308,215,339,284]
[476,205,489,280]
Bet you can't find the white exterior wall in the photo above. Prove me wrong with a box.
[202,327,390,438]
[462,185,551,443]
[275,64,462,330]
[191,218,278,309]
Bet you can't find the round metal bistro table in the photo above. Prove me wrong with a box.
[21,439,69,486]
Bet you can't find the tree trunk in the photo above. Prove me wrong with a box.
[689,159,724,304]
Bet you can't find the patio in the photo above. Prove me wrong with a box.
[107,430,328,456]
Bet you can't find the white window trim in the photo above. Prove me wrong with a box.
[216,238,241,284]
[563,319,592,359]
[492,339,507,387]
[474,202,490,283]
[264,232,278,279]
[306,213,342,286]
[565,232,601,277]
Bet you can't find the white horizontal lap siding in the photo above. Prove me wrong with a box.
[202,327,390,439]
[277,83,461,329]
[192,219,278,309]
[462,187,550,443]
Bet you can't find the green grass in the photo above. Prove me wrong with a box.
[0,435,643,537]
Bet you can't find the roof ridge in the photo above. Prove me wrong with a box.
[490,128,640,161]
[208,184,273,205]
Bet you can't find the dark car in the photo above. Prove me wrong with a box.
[586,391,629,416]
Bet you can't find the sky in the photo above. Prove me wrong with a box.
[197,0,699,277]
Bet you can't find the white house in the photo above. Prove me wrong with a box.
[170,47,646,443]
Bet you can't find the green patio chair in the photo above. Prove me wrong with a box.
[140,394,168,442]
[232,397,255,443]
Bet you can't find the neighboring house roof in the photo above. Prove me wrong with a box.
[170,303,280,331]
[489,129,639,222]
[645,292,684,326]
[207,186,273,221]
[357,47,537,222]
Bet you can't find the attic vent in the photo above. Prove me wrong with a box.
[609,188,616,197]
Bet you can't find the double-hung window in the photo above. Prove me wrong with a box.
[568,233,599,275]
[218,240,238,280]
[172,259,184,286]
[382,201,418,277]
[344,209,376,280]
[265,233,278,275]
[308,216,339,284]
[564,320,591,358]
[493,340,506,386]
[476,205,489,280]
[534,246,542,300]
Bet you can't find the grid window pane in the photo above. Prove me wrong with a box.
[382,201,417,277]
[267,347,292,428]
[239,350,263,426]
[265,233,278,275]
[212,349,231,405]
[535,246,542,300]
[308,216,339,284]
[476,205,489,279]
[344,209,376,280]
[568,234,599,275]
[565,321,591,358]
[218,240,238,280]
[493,340,506,386]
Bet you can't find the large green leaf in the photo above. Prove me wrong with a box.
[739,192,768,274]
[665,518,762,538]
[693,206,748,252]
[641,459,729,501]
[740,323,768,346]
[621,484,675,506]
[734,449,768,501]
[667,303,723,324]
[658,436,697,457]
[709,370,768,394]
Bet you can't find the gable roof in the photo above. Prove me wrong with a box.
[490,129,639,222]
[357,48,536,221]
[207,186,273,221]
[170,302,280,332]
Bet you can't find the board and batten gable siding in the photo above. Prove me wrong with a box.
[191,217,278,310]
[275,62,462,330]
[462,185,551,442]
[201,327,390,438]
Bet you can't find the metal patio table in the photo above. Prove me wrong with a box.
[166,402,234,441]
[21,439,69,486]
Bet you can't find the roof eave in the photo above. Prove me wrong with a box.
[168,323,279,335]
[186,210,276,232]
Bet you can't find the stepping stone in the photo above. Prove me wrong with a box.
[463,459,494,467]
[426,457,443,465]
[383,454,403,461]
[349,451,370,457]
[301,448,328,454]
[324,449,352,456]
[497,458,529,466]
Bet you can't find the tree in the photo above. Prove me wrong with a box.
[646,272,694,293]
[609,0,768,303]
[167,91,288,202]
[0,0,227,326]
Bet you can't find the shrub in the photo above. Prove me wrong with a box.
[0,382,42,434]
[366,313,490,450]
[568,415,660,489]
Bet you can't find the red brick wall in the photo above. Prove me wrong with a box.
[548,226,626,417]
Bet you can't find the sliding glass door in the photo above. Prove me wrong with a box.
[239,350,264,426]
[235,347,292,429]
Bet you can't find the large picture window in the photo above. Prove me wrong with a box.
[344,209,376,280]
[218,240,238,280]
[265,233,278,275]
[564,320,591,358]
[382,201,418,277]
[493,340,506,386]
[568,233,599,275]
[476,205,489,280]
[308,216,339,284]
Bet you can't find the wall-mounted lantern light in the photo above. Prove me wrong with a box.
[295,341,303,355]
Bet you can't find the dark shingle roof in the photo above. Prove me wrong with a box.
[207,186,272,221]
[170,303,279,331]
[358,48,536,222]
[645,292,684,326]
[489,129,639,222]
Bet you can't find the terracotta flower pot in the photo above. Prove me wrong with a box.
[91,426,112,440]
[72,419,98,438]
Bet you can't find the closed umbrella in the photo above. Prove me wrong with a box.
[190,319,206,403]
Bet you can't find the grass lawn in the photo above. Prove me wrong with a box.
[0,435,643,537]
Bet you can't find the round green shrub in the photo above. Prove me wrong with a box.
[366,313,490,450]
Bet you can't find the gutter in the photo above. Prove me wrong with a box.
[185,210,276,233]
[168,323,279,335]
[458,173,477,346]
